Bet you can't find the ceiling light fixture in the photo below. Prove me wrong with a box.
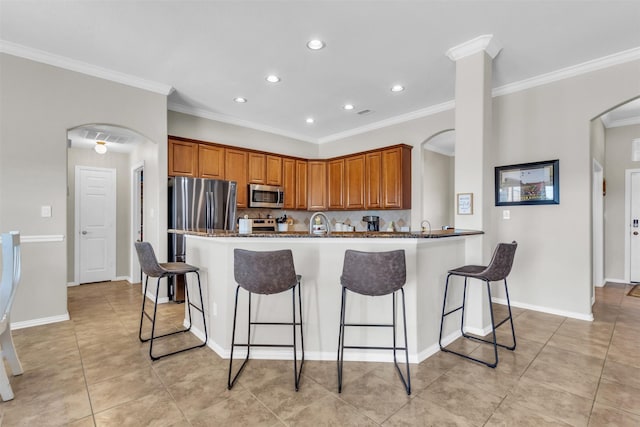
[94,141,107,154]
[306,117,315,124]
[343,104,354,110]
[266,75,281,83]
[234,97,247,103]
[307,39,325,50]
[391,84,405,92]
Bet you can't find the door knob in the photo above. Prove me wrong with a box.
[634,231,639,236]
[82,231,88,235]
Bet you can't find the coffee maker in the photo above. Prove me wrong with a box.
[362,215,380,232]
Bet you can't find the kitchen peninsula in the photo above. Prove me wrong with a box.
[180,229,482,364]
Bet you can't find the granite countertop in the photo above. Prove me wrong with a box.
[169,229,483,239]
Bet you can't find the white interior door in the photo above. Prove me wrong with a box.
[592,160,604,303]
[631,171,640,282]
[76,166,116,284]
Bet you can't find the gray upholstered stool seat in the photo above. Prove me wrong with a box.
[337,249,411,395]
[228,249,304,391]
[438,241,518,368]
[134,241,207,360]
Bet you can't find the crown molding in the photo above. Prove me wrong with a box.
[318,100,456,144]
[492,46,640,98]
[168,102,317,143]
[446,34,502,61]
[0,40,174,95]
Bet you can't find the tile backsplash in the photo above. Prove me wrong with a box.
[237,209,411,232]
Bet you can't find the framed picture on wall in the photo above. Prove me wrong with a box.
[457,193,473,215]
[495,159,559,206]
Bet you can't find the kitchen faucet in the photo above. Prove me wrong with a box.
[309,212,331,235]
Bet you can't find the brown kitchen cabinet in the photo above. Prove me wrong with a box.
[295,160,308,210]
[282,158,296,209]
[381,145,412,209]
[225,148,248,208]
[198,144,225,179]
[247,152,266,184]
[328,158,345,209]
[307,160,326,211]
[266,155,282,186]
[345,154,365,209]
[168,138,198,177]
[365,151,382,209]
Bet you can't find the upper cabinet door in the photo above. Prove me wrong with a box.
[365,152,382,209]
[266,155,283,186]
[282,158,296,209]
[295,160,308,210]
[168,138,198,177]
[198,144,225,179]
[381,146,412,209]
[225,148,248,208]
[345,154,365,210]
[328,159,345,210]
[307,160,327,211]
[247,152,266,184]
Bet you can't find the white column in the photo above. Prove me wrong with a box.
[447,35,501,333]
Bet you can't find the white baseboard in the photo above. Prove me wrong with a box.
[67,281,79,287]
[492,297,593,321]
[604,278,630,285]
[115,276,132,283]
[145,291,169,304]
[11,313,70,330]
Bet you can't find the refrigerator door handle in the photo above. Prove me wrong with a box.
[205,192,212,233]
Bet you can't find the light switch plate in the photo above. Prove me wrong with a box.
[41,205,52,217]
[502,210,510,220]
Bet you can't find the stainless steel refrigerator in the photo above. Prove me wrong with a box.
[168,176,237,301]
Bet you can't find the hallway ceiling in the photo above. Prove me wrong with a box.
[1,1,639,143]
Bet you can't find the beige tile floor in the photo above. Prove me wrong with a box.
[1,281,639,426]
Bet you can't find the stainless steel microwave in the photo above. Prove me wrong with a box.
[249,184,284,208]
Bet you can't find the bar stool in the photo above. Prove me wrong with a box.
[228,249,304,391]
[337,249,411,395]
[134,241,207,361]
[438,241,518,368]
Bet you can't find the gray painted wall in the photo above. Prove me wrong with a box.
[0,53,167,324]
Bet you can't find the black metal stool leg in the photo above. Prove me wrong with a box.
[228,286,251,389]
[394,288,411,395]
[337,286,347,393]
[139,275,150,342]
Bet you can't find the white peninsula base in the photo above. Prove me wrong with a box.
[184,234,478,364]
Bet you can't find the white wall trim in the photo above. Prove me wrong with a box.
[604,278,630,285]
[601,115,640,129]
[446,34,502,61]
[318,100,456,144]
[145,291,169,304]
[168,102,316,144]
[131,161,144,285]
[115,276,131,282]
[493,46,640,98]
[0,40,174,95]
[492,298,593,322]
[0,234,65,243]
[11,313,70,330]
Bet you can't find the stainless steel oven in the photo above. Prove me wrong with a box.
[249,184,284,208]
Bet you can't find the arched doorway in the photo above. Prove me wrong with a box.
[420,130,455,230]
[66,124,148,285]
[591,97,640,288]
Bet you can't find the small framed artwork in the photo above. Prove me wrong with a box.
[495,159,559,206]
[457,193,473,215]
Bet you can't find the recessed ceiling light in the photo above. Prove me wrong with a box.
[306,117,315,124]
[343,104,355,110]
[307,39,325,50]
[234,97,247,103]
[391,84,405,92]
[266,75,280,83]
